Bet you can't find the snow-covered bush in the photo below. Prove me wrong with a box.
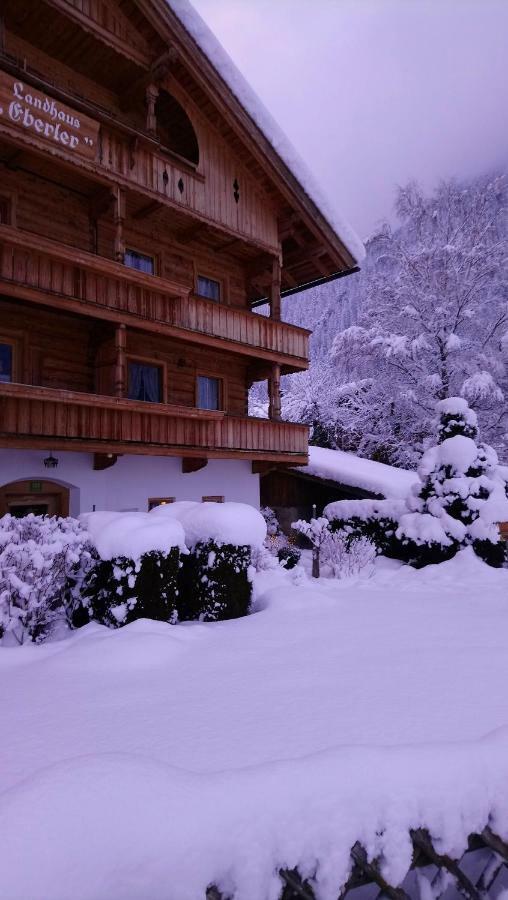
[78,550,181,628]
[260,506,289,556]
[178,541,252,622]
[0,514,93,644]
[322,533,377,579]
[292,515,376,579]
[327,398,508,568]
[75,511,186,628]
[325,499,404,559]
[277,546,301,570]
[173,502,265,621]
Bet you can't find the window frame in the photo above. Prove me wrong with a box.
[126,355,166,404]
[124,246,157,276]
[148,497,176,511]
[0,191,16,226]
[195,273,222,303]
[195,372,225,411]
[0,335,21,384]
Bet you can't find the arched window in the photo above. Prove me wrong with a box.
[155,90,199,166]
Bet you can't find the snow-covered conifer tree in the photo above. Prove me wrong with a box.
[398,397,508,565]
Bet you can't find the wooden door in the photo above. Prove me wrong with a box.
[0,480,69,517]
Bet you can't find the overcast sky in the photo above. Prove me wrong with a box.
[190,0,508,240]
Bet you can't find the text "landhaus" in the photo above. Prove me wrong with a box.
[0,73,99,161]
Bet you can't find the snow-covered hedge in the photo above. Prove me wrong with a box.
[77,550,181,629]
[77,502,266,627]
[0,514,93,644]
[326,398,508,568]
[325,499,405,560]
[179,540,252,622]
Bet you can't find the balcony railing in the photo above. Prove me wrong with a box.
[0,383,309,462]
[0,225,309,369]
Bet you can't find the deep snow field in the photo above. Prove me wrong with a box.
[1,550,508,899]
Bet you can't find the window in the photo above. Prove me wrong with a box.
[128,361,163,403]
[125,249,155,275]
[202,495,224,503]
[155,90,199,166]
[148,497,175,511]
[0,343,13,383]
[196,275,221,302]
[197,375,221,410]
[0,198,11,225]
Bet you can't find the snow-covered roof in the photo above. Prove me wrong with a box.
[300,446,418,499]
[167,0,365,264]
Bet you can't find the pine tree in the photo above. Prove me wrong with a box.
[399,397,507,565]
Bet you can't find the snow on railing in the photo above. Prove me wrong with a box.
[207,826,508,900]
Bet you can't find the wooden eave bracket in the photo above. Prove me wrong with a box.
[119,48,179,110]
[93,452,120,471]
[182,457,208,474]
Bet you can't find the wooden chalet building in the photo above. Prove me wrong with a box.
[0,0,363,517]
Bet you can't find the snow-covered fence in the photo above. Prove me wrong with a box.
[207,826,508,900]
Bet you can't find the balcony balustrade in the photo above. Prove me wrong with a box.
[0,382,309,463]
[0,225,309,369]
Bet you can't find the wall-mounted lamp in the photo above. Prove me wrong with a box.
[43,452,59,469]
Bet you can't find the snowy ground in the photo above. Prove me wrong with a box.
[1,550,508,898]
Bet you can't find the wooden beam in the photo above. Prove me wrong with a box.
[268,363,281,420]
[145,83,159,136]
[43,0,151,69]
[113,187,126,263]
[270,256,281,321]
[182,457,208,474]
[0,436,308,466]
[114,324,127,398]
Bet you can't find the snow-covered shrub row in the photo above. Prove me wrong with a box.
[76,502,267,628]
[0,514,93,644]
[327,398,508,568]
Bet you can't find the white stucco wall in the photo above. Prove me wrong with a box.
[0,451,260,516]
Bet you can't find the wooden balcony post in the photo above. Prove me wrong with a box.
[114,186,126,263]
[268,362,281,421]
[145,83,159,135]
[269,255,281,321]
[115,324,127,398]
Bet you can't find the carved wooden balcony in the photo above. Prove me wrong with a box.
[0,225,309,371]
[0,383,309,463]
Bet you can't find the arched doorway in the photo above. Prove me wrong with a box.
[0,479,70,518]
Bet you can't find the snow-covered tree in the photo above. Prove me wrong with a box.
[398,397,508,565]
[281,173,508,466]
[331,176,508,465]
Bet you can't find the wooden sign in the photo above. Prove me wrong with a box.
[0,71,99,161]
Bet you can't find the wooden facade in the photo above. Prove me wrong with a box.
[0,0,360,476]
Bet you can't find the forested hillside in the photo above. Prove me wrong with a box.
[277,172,508,467]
